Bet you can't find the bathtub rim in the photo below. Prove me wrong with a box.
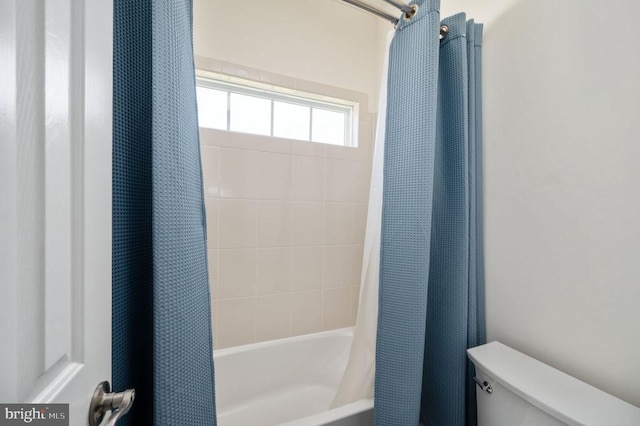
[277,398,374,426]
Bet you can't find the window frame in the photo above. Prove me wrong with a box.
[195,71,358,147]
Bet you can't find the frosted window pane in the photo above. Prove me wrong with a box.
[230,93,271,136]
[196,87,227,130]
[311,109,346,145]
[273,102,310,141]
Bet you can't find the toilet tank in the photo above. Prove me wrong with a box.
[467,342,640,426]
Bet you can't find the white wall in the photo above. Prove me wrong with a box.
[483,0,640,407]
[193,0,390,112]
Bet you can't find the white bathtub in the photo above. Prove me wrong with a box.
[213,327,374,426]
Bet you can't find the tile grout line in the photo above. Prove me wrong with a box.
[253,199,258,345]
[289,147,295,339]
[216,143,221,308]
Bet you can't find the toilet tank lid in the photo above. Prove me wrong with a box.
[467,342,640,426]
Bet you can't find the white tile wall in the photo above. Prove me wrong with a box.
[199,60,373,349]
[291,247,323,292]
[292,291,322,336]
[291,202,324,246]
[257,248,291,295]
[352,203,368,245]
[219,199,258,248]
[201,146,220,197]
[204,198,219,248]
[257,294,292,341]
[323,245,362,288]
[207,249,218,300]
[218,248,257,299]
[257,201,291,247]
[325,160,355,203]
[217,298,256,348]
[322,288,352,330]
[293,156,325,201]
[324,203,353,245]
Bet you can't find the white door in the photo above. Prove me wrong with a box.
[0,0,114,424]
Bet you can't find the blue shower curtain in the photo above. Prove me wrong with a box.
[375,1,484,425]
[112,0,217,424]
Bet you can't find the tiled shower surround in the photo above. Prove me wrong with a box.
[199,62,374,349]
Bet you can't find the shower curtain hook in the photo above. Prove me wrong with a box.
[403,4,418,21]
[439,25,449,41]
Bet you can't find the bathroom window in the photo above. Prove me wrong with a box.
[196,71,358,147]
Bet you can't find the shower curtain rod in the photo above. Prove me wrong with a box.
[339,0,413,25]
[339,0,450,39]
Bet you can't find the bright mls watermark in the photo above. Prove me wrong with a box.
[0,405,68,425]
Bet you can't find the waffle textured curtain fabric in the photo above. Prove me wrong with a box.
[374,2,485,425]
[112,0,217,424]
